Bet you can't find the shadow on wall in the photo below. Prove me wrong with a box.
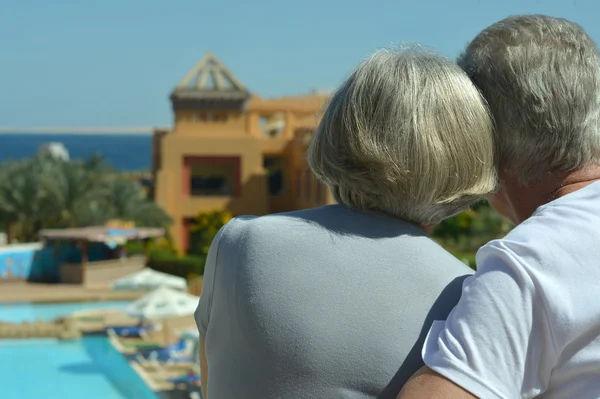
[221,165,323,216]
[182,169,324,252]
[223,173,270,216]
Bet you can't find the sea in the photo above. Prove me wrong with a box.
[0,133,152,171]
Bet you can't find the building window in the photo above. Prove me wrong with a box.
[259,114,285,138]
[305,173,312,201]
[264,157,285,196]
[190,176,231,196]
[184,157,241,197]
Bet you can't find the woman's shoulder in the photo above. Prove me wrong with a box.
[214,206,354,255]
[222,207,333,239]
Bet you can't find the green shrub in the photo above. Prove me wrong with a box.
[188,210,232,257]
[147,246,176,261]
[434,201,514,260]
[124,240,146,255]
[450,251,477,270]
[147,249,207,277]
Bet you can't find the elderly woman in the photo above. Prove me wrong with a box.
[195,48,497,399]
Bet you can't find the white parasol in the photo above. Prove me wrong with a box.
[125,287,199,343]
[111,268,187,291]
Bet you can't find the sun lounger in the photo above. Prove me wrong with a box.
[123,341,162,349]
[170,374,203,399]
[135,354,165,371]
[146,339,191,360]
[130,338,193,362]
[105,322,161,338]
[169,374,200,383]
[136,352,193,368]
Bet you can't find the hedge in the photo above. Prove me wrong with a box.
[146,247,207,278]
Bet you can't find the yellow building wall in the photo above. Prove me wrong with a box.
[174,110,250,137]
[154,93,335,251]
[155,133,267,250]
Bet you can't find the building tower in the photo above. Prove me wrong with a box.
[153,53,332,252]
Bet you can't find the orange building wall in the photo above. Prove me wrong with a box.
[153,61,334,251]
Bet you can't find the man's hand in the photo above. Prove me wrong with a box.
[397,366,478,399]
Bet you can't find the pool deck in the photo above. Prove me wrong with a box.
[0,285,202,398]
[106,314,201,398]
[130,357,201,396]
[0,281,145,303]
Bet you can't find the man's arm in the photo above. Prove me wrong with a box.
[397,242,557,398]
[398,366,477,399]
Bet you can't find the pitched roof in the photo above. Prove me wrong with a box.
[171,52,250,101]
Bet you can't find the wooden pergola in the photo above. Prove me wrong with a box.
[38,226,165,286]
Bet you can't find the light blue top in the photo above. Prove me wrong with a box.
[196,204,473,399]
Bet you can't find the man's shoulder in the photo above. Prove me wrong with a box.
[476,197,599,284]
[477,220,557,277]
[485,184,600,260]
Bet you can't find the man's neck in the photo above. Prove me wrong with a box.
[504,165,600,223]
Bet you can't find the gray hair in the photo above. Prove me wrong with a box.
[307,47,497,225]
[458,15,600,184]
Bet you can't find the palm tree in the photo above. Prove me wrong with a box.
[0,154,172,242]
[39,158,109,228]
[83,152,112,172]
[0,158,50,241]
[103,175,171,227]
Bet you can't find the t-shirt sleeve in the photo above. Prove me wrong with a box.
[194,221,230,339]
[422,242,558,399]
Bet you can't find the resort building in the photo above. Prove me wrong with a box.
[152,53,334,251]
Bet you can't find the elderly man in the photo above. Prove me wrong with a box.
[399,15,600,399]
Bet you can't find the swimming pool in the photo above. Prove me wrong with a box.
[0,301,159,398]
[0,336,158,399]
[0,300,131,323]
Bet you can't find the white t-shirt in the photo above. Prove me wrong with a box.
[423,181,600,399]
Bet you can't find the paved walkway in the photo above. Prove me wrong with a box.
[0,281,144,303]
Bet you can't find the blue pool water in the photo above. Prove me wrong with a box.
[0,301,131,323]
[0,336,158,399]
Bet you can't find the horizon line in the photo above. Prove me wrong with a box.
[0,126,170,135]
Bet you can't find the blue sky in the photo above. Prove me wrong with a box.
[0,0,597,128]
